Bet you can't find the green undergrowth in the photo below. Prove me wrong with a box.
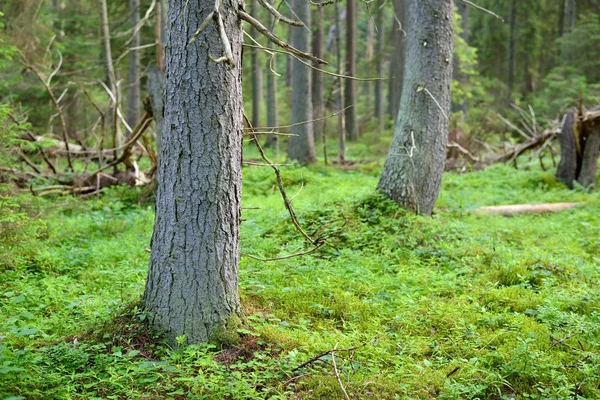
[1,158,599,399]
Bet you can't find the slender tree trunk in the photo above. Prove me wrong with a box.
[374,0,384,132]
[250,0,262,127]
[143,0,243,345]
[149,0,166,157]
[387,0,405,119]
[127,0,141,132]
[288,0,316,164]
[558,0,565,37]
[99,0,121,150]
[285,25,292,87]
[312,6,324,142]
[451,0,468,118]
[344,0,358,141]
[378,0,453,216]
[265,0,279,154]
[508,0,517,101]
[335,0,346,162]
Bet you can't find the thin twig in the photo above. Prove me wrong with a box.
[242,243,324,261]
[461,0,504,22]
[332,343,351,400]
[257,0,304,26]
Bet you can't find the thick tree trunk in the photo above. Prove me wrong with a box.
[288,0,316,164]
[577,121,600,188]
[378,0,453,216]
[127,0,141,132]
[374,0,385,132]
[387,0,405,119]
[556,110,578,188]
[312,6,324,142]
[344,0,358,141]
[143,0,243,345]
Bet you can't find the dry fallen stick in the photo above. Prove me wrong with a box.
[474,202,580,216]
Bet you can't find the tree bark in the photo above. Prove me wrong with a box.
[374,0,385,132]
[335,0,346,162]
[143,0,243,345]
[288,0,316,164]
[451,0,468,118]
[312,6,325,142]
[577,120,600,188]
[250,0,262,128]
[344,0,358,141]
[378,0,453,216]
[387,0,405,119]
[265,0,279,154]
[556,110,578,188]
[508,0,517,101]
[127,0,141,132]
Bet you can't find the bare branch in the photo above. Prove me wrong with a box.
[461,0,504,22]
[239,10,327,64]
[257,0,304,27]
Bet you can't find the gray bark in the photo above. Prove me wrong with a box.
[556,111,577,188]
[288,0,316,164]
[451,0,468,118]
[335,0,346,162]
[378,0,453,216]
[265,0,279,153]
[250,0,261,127]
[143,0,243,345]
[99,0,121,148]
[148,67,164,155]
[374,0,384,132]
[508,0,517,100]
[387,0,405,119]
[344,0,358,141]
[312,6,325,142]
[577,121,600,188]
[127,0,141,132]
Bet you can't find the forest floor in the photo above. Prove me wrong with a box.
[1,143,600,399]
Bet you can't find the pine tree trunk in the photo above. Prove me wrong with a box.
[387,0,405,119]
[344,0,358,141]
[378,0,453,216]
[312,6,325,142]
[127,0,141,132]
[374,0,385,132]
[143,0,243,345]
[99,0,121,149]
[451,0,468,118]
[265,0,279,153]
[335,0,346,162]
[250,0,262,128]
[288,0,316,164]
[508,0,517,101]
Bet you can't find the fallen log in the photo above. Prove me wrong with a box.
[474,202,579,216]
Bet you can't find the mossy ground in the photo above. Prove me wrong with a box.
[1,143,599,399]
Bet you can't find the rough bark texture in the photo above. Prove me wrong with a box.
[127,0,141,132]
[312,6,325,142]
[288,0,316,164]
[556,110,577,188]
[374,0,385,132]
[378,0,453,216]
[344,0,358,141]
[143,0,243,345]
[387,0,405,119]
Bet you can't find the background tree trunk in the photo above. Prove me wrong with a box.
[312,6,324,142]
[508,0,517,101]
[288,0,316,164]
[99,0,121,149]
[556,110,577,188]
[143,0,243,345]
[378,0,453,216]
[387,0,405,119]
[265,0,279,154]
[250,0,262,128]
[374,0,385,132]
[344,0,358,141]
[127,0,141,132]
[335,0,346,162]
[451,0,469,118]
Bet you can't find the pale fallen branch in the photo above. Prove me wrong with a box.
[474,202,579,216]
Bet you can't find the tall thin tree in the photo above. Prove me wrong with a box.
[344,0,358,141]
[127,0,141,131]
[312,6,325,142]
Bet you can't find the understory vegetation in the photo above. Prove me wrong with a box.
[1,146,599,399]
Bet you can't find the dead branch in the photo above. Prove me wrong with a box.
[331,343,351,400]
[487,128,557,164]
[239,10,327,64]
[257,0,304,26]
[241,243,324,262]
[474,202,579,216]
